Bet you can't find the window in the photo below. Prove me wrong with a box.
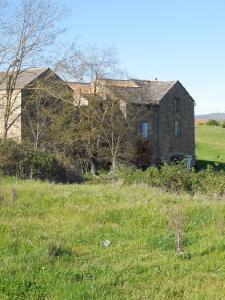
[175,120,181,137]
[174,97,180,112]
[141,121,149,138]
[99,102,104,111]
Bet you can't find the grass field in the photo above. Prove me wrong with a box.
[1,125,225,299]
[196,124,225,162]
[1,179,225,299]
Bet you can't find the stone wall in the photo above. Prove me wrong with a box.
[0,90,22,141]
[126,102,159,166]
[159,82,195,162]
[127,81,195,166]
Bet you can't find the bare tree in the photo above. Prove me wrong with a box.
[10,42,132,174]
[61,45,128,174]
[168,208,185,254]
[0,0,9,70]
[0,0,65,140]
[99,83,133,173]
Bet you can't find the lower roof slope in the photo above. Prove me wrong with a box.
[69,79,178,104]
[0,67,49,90]
[132,80,177,104]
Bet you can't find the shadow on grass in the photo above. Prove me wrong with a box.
[196,160,225,171]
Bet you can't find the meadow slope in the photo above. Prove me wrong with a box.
[1,179,225,299]
[196,125,225,162]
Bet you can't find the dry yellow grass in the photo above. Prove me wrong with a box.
[195,119,207,125]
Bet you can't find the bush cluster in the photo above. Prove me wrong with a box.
[206,119,225,128]
[0,140,83,183]
[119,164,225,195]
[206,119,220,126]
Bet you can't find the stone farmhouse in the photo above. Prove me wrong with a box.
[0,68,73,142]
[0,67,195,166]
[69,79,195,167]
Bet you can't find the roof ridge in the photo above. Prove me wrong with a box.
[26,67,47,70]
[133,79,177,82]
[101,78,178,83]
[68,81,90,85]
[100,78,134,82]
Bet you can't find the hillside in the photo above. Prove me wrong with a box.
[195,113,225,120]
[196,124,225,162]
[1,179,225,299]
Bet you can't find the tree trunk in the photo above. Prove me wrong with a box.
[110,156,117,173]
[90,157,97,175]
[2,124,8,141]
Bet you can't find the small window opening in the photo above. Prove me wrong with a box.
[174,98,180,112]
[175,120,181,137]
[141,121,149,138]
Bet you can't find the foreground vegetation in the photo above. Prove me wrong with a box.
[1,125,225,299]
[1,179,225,299]
[119,164,225,195]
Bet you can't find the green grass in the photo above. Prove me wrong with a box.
[1,125,225,299]
[1,179,225,299]
[196,124,225,162]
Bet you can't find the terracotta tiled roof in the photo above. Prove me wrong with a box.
[68,82,92,94]
[100,79,140,88]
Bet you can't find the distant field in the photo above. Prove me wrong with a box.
[196,125,225,162]
[195,119,207,125]
[2,179,225,299]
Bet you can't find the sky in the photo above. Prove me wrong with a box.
[55,0,225,115]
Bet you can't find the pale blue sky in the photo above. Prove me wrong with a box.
[56,0,225,114]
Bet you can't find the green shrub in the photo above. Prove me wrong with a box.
[0,140,83,183]
[221,121,225,128]
[119,163,225,195]
[206,119,219,126]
